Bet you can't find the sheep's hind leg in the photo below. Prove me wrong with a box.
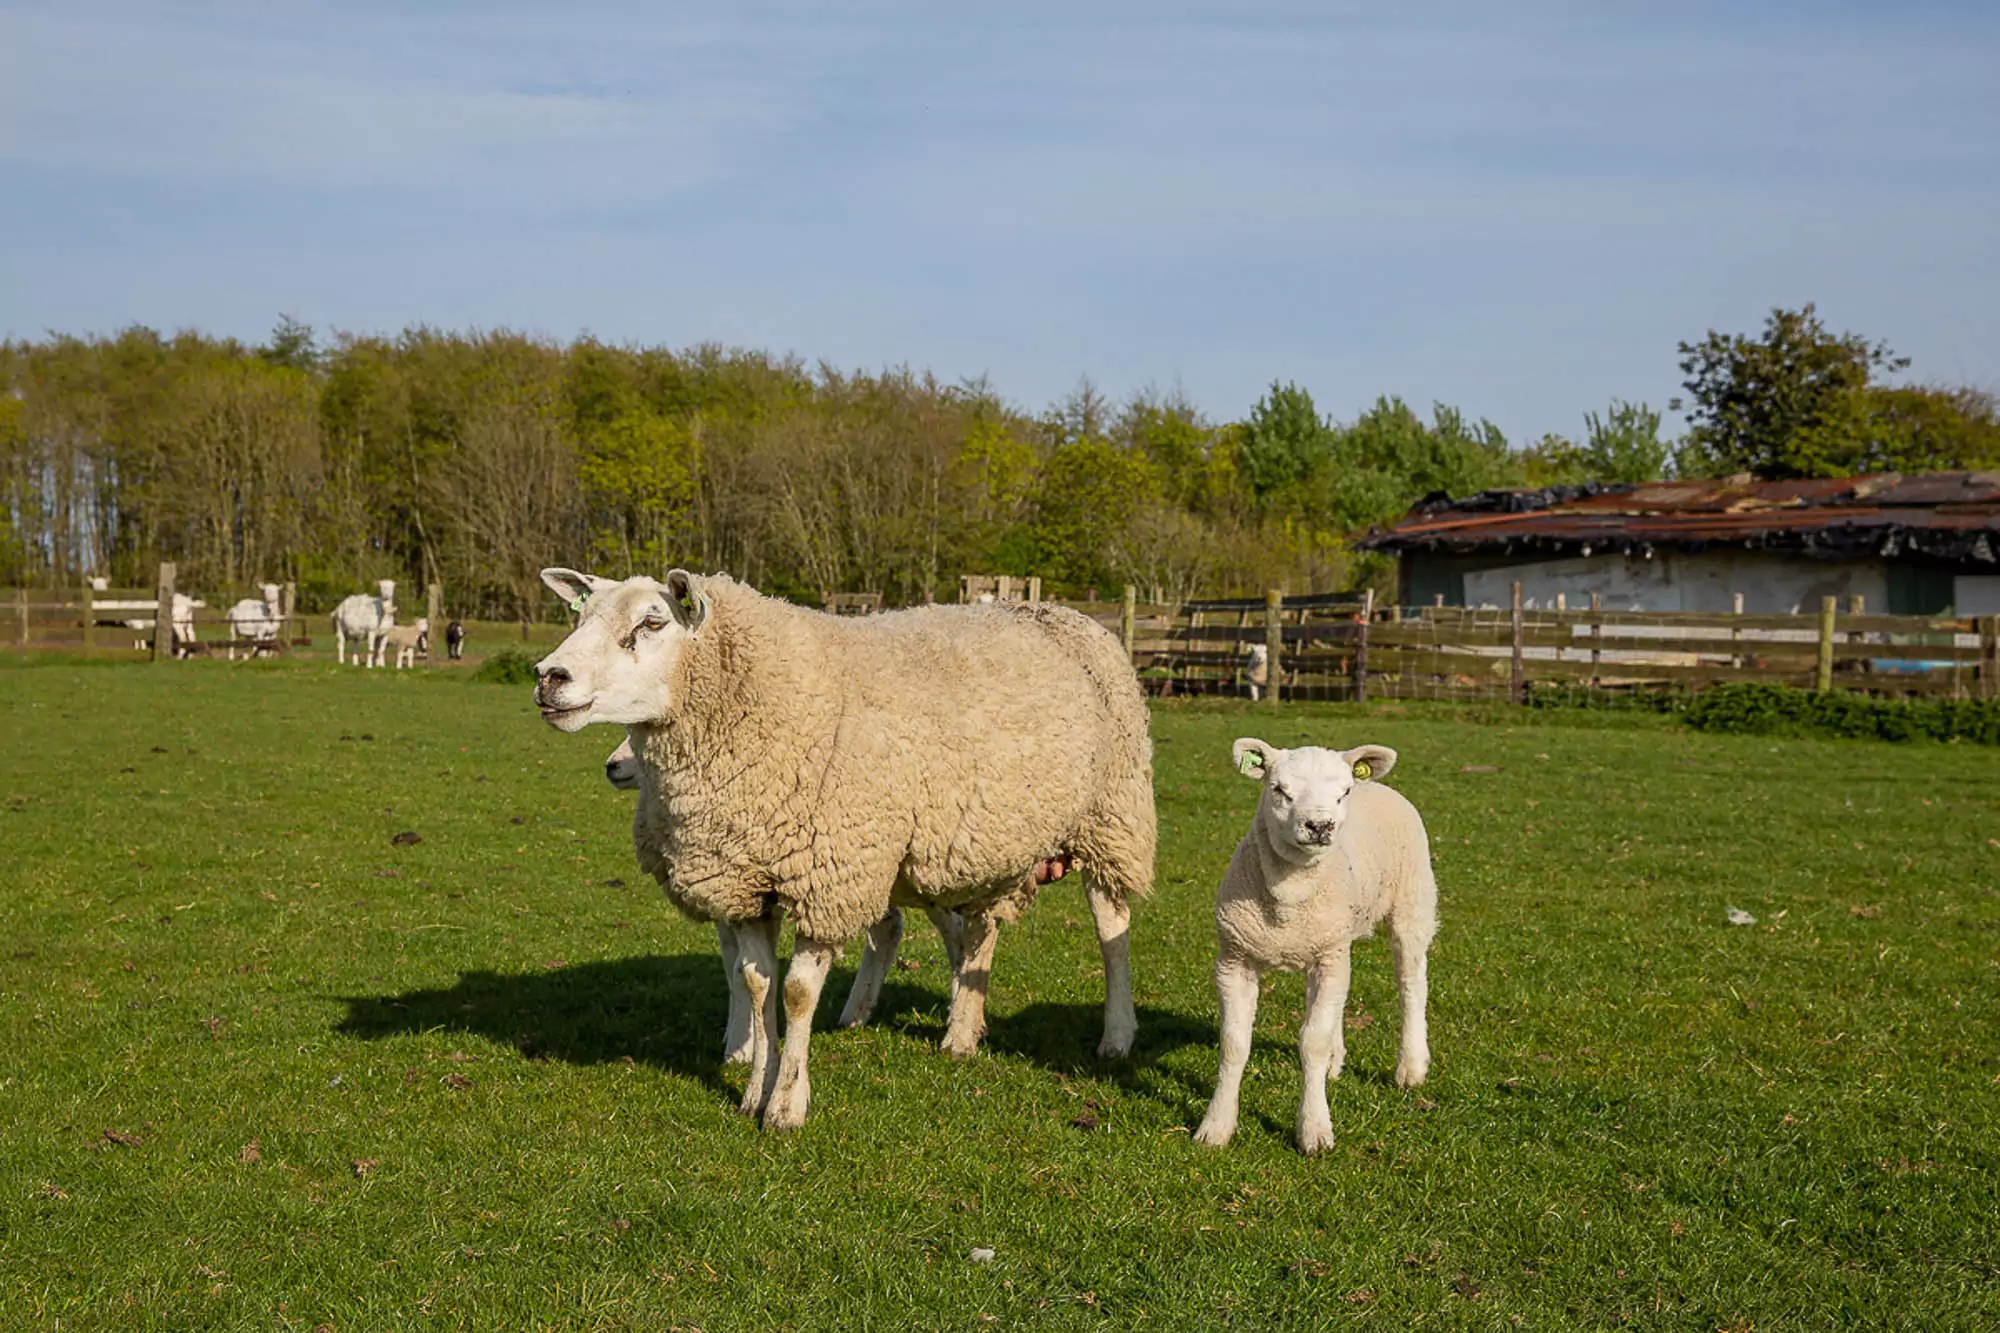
[1086,879,1137,1058]
[940,910,998,1059]
[732,917,782,1118]
[1296,943,1351,1155]
[765,936,838,1131]
[1391,911,1433,1089]
[716,922,752,1065]
[1194,957,1261,1147]
[838,909,903,1029]
[925,906,966,1005]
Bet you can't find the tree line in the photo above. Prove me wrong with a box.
[3,307,1992,621]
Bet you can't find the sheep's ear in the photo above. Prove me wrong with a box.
[541,568,614,615]
[1343,744,1397,782]
[1232,738,1278,779]
[663,569,710,631]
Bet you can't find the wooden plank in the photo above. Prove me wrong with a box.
[152,563,175,662]
[1265,589,1283,708]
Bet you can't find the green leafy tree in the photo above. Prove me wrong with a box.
[1582,400,1671,482]
[1237,381,1330,501]
[1675,305,1908,479]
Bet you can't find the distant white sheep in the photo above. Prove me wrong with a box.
[225,584,284,660]
[1244,643,1270,701]
[332,580,397,667]
[1194,738,1437,1155]
[119,593,204,654]
[381,618,430,669]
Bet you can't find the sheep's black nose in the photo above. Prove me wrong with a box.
[538,664,570,685]
[1303,819,1335,843]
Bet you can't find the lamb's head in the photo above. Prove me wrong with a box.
[604,735,642,790]
[1233,738,1397,864]
[377,579,396,604]
[533,567,710,732]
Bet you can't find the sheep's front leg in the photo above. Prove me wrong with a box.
[925,906,966,1005]
[1086,881,1138,1058]
[732,916,782,1118]
[1391,913,1433,1089]
[765,936,838,1131]
[1194,957,1261,1147]
[940,910,998,1059]
[838,909,903,1029]
[715,921,752,1065]
[1296,943,1352,1155]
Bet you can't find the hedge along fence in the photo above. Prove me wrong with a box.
[1061,585,2000,705]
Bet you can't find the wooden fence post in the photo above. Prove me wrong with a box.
[1510,580,1525,705]
[152,563,176,662]
[15,586,27,651]
[1120,585,1136,663]
[281,582,297,648]
[1816,596,1837,692]
[427,582,443,665]
[1980,616,1999,701]
[1589,591,1602,685]
[1352,588,1373,703]
[81,582,95,653]
[1265,589,1283,708]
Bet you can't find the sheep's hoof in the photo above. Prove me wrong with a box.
[761,1103,806,1132]
[1395,1057,1429,1089]
[1192,1118,1234,1148]
[1296,1122,1335,1156]
[721,1045,753,1067]
[940,1035,981,1060]
[1096,1032,1135,1060]
[834,1002,874,1030]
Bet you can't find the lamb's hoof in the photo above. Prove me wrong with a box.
[940,1034,981,1060]
[761,1099,807,1132]
[1296,1121,1335,1156]
[1096,1032,1135,1060]
[738,1085,771,1118]
[834,1004,874,1030]
[1192,1118,1234,1148]
[1395,1057,1429,1089]
[722,1041,754,1067]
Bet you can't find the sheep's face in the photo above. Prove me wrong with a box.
[1233,738,1397,864]
[534,568,709,733]
[604,735,642,790]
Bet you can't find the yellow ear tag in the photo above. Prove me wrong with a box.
[1352,759,1372,781]
[1238,752,1262,777]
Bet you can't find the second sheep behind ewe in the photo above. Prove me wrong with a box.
[1195,738,1437,1155]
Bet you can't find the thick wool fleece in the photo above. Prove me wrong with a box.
[629,577,1155,942]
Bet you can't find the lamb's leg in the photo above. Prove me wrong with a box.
[838,909,903,1029]
[716,921,752,1065]
[1086,880,1137,1058]
[1194,957,1261,1147]
[765,936,838,1131]
[940,909,998,1059]
[925,905,966,1005]
[1296,943,1351,1155]
[1391,912,1433,1089]
[733,917,782,1118]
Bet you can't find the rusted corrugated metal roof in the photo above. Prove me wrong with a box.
[1356,471,2000,564]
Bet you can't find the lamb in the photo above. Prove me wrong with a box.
[1244,643,1270,701]
[602,733,990,1066]
[120,593,204,654]
[332,580,397,667]
[1193,738,1436,1155]
[534,567,1155,1130]
[445,620,467,660]
[381,618,430,669]
[225,584,284,659]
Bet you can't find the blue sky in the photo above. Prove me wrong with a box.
[3,0,1996,441]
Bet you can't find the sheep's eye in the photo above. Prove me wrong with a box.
[639,615,668,633]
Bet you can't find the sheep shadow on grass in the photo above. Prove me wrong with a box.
[334,953,1220,1114]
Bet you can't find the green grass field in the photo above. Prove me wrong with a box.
[3,661,1996,1330]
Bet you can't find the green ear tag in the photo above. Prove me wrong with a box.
[1352,759,1372,781]
[1238,751,1262,777]
[567,593,589,616]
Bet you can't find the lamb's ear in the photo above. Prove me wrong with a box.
[1343,744,1397,782]
[663,569,710,631]
[1232,738,1278,780]
[541,568,614,616]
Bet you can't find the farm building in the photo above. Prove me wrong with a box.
[1358,472,2000,616]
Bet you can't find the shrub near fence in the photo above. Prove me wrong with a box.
[1062,585,2000,705]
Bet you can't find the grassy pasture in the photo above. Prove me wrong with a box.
[2,662,1996,1330]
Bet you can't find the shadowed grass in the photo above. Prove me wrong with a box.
[2,662,1996,1329]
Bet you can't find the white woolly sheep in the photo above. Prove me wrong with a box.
[1193,738,1437,1155]
[602,733,990,1066]
[225,584,284,659]
[332,580,397,667]
[381,618,430,669]
[1244,643,1270,701]
[534,567,1155,1130]
[120,593,204,654]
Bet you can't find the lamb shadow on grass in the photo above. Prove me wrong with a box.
[334,953,1219,1112]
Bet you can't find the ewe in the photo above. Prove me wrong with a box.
[381,618,430,669]
[601,734,983,1066]
[332,580,396,667]
[534,567,1154,1130]
[1194,739,1436,1155]
[225,584,284,659]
